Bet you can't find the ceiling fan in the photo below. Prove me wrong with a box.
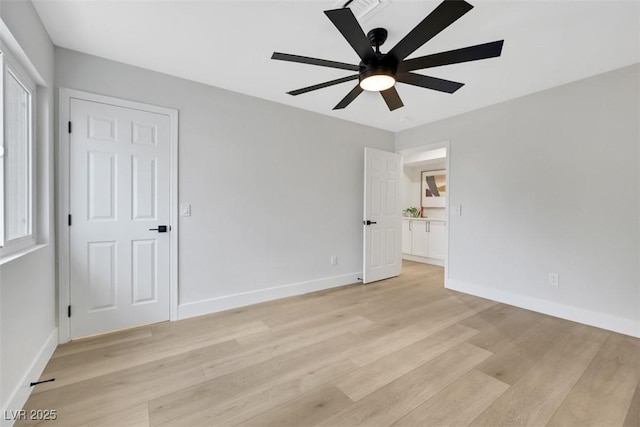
[271,0,504,111]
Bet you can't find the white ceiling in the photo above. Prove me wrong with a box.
[32,0,639,132]
[405,157,446,171]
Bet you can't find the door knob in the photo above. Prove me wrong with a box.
[363,220,377,225]
[149,225,170,232]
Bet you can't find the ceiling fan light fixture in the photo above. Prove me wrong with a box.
[359,67,396,91]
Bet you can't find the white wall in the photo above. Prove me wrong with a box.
[0,0,57,420]
[55,47,394,318]
[396,64,640,337]
[401,166,421,210]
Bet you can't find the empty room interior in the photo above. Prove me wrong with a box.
[0,0,639,426]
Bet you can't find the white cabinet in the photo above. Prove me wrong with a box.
[401,220,412,254]
[411,220,429,257]
[427,221,446,260]
[402,219,446,262]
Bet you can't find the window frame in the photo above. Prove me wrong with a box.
[0,46,37,257]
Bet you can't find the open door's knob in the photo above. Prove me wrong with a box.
[363,220,377,225]
[149,225,170,233]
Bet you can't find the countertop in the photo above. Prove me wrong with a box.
[402,217,446,222]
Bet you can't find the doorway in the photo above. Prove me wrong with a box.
[58,89,179,342]
[398,142,450,283]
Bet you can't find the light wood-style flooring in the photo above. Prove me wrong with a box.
[18,261,640,426]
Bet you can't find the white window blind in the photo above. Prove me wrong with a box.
[0,49,36,253]
[4,68,32,241]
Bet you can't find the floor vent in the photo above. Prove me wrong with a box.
[334,0,390,21]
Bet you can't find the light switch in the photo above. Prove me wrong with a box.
[180,203,191,217]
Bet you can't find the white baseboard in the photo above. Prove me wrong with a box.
[178,272,362,320]
[446,279,640,338]
[401,254,444,267]
[1,328,58,427]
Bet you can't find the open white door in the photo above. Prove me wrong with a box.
[363,147,402,284]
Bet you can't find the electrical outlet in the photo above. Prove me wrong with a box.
[548,273,559,287]
[330,255,338,266]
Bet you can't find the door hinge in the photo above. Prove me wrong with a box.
[68,121,72,133]
[68,214,72,226]
[67,305,71,318]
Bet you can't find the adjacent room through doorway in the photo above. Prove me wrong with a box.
[400,145,449,286]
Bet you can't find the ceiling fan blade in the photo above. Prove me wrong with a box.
[287,75,359,96]
[272,52,359,72]
[399,40,504,72]
[388,0,473,62]
[380,87,404,111]
[397,73,464,93]
[324,8,375,63]
[333,84,364,110]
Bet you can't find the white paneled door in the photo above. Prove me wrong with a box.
[69,98,171,338]
[363,147,402,284]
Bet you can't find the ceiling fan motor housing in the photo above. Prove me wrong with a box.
[359,41,398,89]
[359,61,397,86]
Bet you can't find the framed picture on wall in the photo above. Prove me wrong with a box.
[421,170,446,208]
